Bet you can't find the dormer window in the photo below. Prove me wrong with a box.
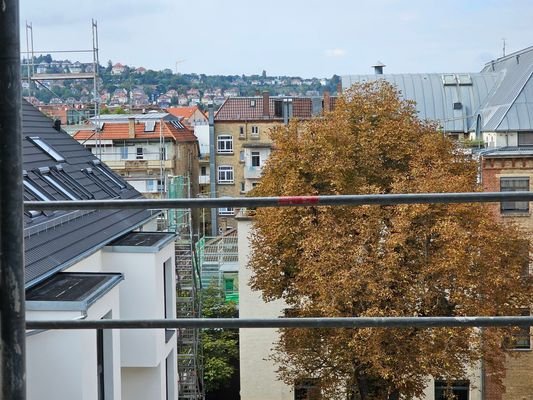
[250,100,256,107]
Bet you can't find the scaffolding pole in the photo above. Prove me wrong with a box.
[0,1,26,399]
[24,191,533,211]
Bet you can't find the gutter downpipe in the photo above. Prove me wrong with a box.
[208,102,218,235]
[0,0,27,398]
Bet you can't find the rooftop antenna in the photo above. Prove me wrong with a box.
[502,38,506,57]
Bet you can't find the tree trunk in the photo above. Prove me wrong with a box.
[388,389,400,400]
[356,371,369,400]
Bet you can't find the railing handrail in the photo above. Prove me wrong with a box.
[24,191,533,211]
[26,316,533,330]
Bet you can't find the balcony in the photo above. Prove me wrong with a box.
[199,175,210,185]
[104,158,174,171]
[244,165,262,179]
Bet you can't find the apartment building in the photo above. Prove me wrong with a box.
[213,91,336,231]
[73,112,199,199]
[22,100,178,400]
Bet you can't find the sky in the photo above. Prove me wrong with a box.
[19,0,533,78]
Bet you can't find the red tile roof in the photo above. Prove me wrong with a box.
[166,106,205,120]
[214,96,334,121]
[73,121,197,143]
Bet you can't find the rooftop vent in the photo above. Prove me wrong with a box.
[372,61,386,75]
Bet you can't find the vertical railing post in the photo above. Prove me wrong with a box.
[0,0,26,399]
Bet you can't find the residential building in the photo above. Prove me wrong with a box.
[111,62,126,75]
[213,91,336,231]
[22,100,178,400]
[167,105,208,127]
[72,112,199,200]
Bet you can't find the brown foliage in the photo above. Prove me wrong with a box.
[248,81,532,399]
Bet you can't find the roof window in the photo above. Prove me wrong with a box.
[92,160,126,190]
[27,136,65,162]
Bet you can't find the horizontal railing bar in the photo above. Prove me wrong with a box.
[26,316,533,330]
[24,192,533,210]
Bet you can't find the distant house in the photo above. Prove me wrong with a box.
[134,66,147,75]
[22,100,178,400]
[111,63,126,75]
[166,106,208,127]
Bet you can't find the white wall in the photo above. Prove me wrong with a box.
[27,226,177,400]
[122,365,164,400]
[238,217,294,400]
[26,288,122,400]
[102,243,175,367]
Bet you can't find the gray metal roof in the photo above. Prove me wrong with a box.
[22,100,156,288]
[343,46,533,133]
[92,112,180,122]
[478,46,533,131]
[342,73,502,133]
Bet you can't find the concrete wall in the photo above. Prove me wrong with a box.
[238,217,293,400]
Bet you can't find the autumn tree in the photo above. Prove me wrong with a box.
[248,81,532,400]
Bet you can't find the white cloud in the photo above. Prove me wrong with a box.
[325,48,347,58]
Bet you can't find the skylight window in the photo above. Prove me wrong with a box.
[38,167,79,201]
[23,179,52,201]
[27,136,65,162]
[92,160,126,189]
[170,120,184,130]
[144,121,156,132]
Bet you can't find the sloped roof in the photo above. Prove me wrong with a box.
[72,120,198,143]
[167,106,206,120]
[342,73,501,133]
[478,46,533,131]
[214,96,330,121]
[22,100,156,287]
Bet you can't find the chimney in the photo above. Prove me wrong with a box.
[262,91,270,118]
[372,61,386,75]
[128,117,135,138]
[336,82,342,95]
[323,91,331,113]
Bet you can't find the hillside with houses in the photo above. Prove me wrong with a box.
[22,55,340,122]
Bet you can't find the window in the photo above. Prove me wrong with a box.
[120,146,128,160]
[136,147,144,159]
[200,166,207,176]
[146,179,157,192]
[239,150,245,163]
[500,177,529,213]
[27,136,65,162]
[217,135,233,154]
[240,182,245,192]
[219,207,235,216]
[239,126,245,138]
[434,380,469,400]
[251,126,259,136]
[506,308,531,350]
[518,132,533,146]
[38,167,79,200]
[218,166,234,184]
[295,379,320,400]
[251,151,260,167]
